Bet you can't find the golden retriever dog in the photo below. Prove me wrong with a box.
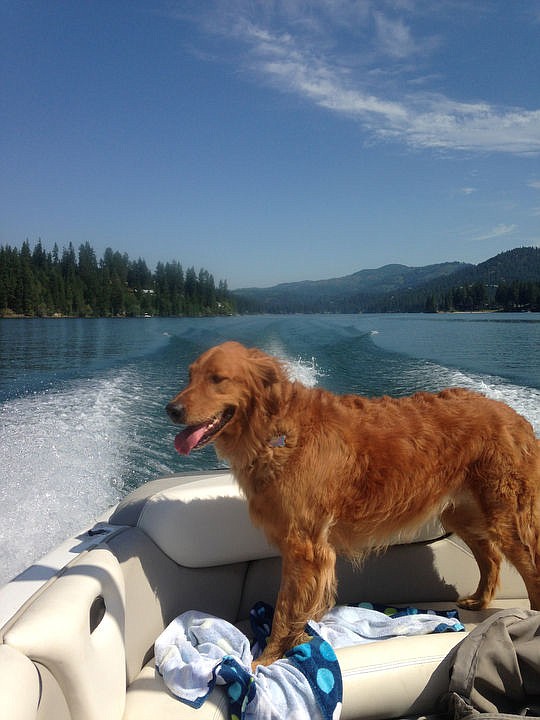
[166,341,540,666]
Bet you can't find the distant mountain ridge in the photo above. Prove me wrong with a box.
[238,261,468,296]
[234,247,540,313]
[236,261,469,312]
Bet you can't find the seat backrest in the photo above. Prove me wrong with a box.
[106,525,249,685]
[3,547,126,720]
[110,472,447,568]
[0,644,40,720]
[124,473,277,567]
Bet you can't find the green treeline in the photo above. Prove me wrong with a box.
[365,280,540,313]
[238,279,540,314]
[0,240,236,318]
[363,248,540,313]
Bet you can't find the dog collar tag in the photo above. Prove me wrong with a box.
[269,434,286,448]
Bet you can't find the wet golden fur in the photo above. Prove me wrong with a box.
[167,341,540,666]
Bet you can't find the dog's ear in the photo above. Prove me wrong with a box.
[248,348,283,388]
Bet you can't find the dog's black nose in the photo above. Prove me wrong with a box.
[166,401,186,424]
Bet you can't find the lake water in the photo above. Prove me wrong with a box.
[1,313,539,585]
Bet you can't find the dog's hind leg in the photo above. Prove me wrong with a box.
[492,497,540,611]
[502,447,540,610]
[441,501,502,610]
[473,451,540,611]
[447,455,540,612]
[499,535,540,611]
[253,534,337,667]
[474,438,540,610]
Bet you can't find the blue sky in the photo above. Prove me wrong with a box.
[1,1,540,288]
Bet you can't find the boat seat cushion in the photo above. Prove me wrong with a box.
[3,547,126,720]
[129,474,446,568]
[0,644,40,720]
[337,633,464,720]
[107,526,248,685]
[124,661,229,720]
[133,474,276,567]
[123,632,465,720]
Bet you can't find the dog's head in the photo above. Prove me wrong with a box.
[166,341,285,455]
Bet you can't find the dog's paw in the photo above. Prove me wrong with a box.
[457,595,487,611]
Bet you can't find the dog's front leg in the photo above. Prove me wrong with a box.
[253,534,337,668]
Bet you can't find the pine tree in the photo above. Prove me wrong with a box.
[0,239,239,317]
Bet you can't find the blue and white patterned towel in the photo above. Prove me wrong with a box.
[155,602,463,720]
[155,608,341,720]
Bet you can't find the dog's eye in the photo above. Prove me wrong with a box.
[211,374,226,384]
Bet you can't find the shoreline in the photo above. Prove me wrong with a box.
[2,308,537,321]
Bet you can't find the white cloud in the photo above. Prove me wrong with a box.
[246,28,540,154]
[373,12,419,59]
[460,187,477,195]
[401,102,540,154]
[181,1,540,155]
[470,224,518,243]
[528,180,540,190]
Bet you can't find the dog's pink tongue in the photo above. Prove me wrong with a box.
[174,425,207,455]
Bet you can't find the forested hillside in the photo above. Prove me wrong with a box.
[0,240,235,317]
[235,261,468,313]
[235,247,540,313]
[2,241,538,318]
[364,247,540,313]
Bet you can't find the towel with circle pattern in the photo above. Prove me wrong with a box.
[155,601,463,720]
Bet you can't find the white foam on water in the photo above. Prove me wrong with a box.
[0,369,141,586]
[283,356,324,388]
[261,335,324,388]
[260,336,323,388]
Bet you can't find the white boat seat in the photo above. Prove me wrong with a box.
[0,473,531,720]
[0,644,40,720]
[110,472,448,568]
[124,660,229,720]
[122,631,466,720]
[3,547,127,720]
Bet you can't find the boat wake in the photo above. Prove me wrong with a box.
[0,368,146,586]
[284,356,325,388]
